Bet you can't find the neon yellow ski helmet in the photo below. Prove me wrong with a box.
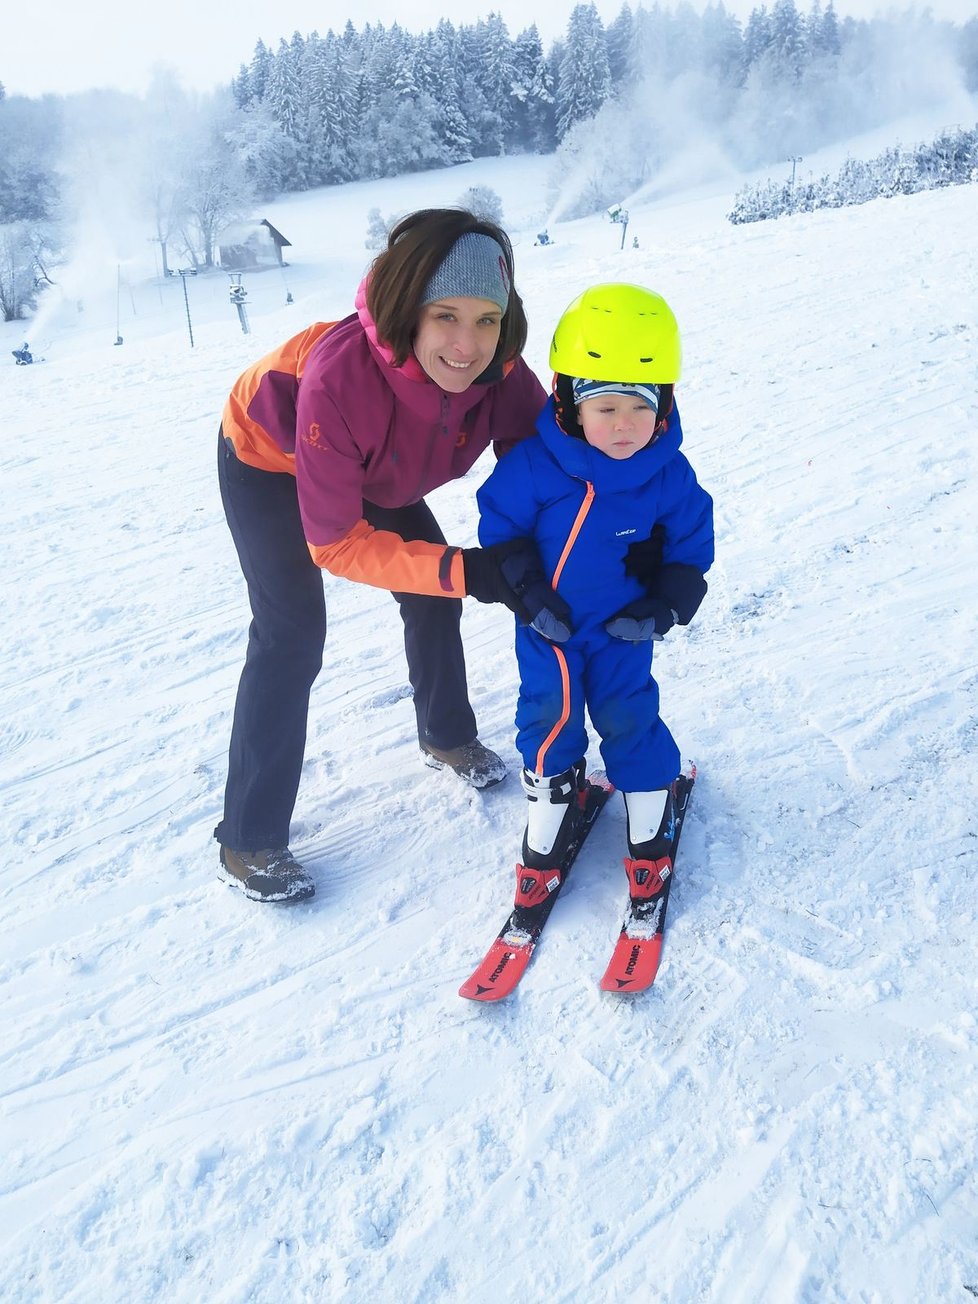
[549,283,681,383]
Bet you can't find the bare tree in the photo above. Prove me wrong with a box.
[138,72,197,276]
[457,184,504,224]
[0,221,57,321]
[175,100,255,270]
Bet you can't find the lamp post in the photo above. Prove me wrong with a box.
[608,203,629,250]
[176,269,196,348]
[114,264,124,346]
[228,276,250,335]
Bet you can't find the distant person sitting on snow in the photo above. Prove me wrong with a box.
[477,282,713,895]
[12,343,33,365]
[535,230,551,246]
[215,208,563,904]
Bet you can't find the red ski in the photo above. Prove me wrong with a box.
[599,767,695,994]
[459,774,614,1002]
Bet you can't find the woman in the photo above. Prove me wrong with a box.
[216,208,566,904]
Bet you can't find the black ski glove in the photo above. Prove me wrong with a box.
[605,596,677,643]
[460,539,529,612]
[623,524,665,587]
[657,563,709,626]
[461,539,573,643]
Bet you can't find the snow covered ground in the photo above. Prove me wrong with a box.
[2,123,977,1302]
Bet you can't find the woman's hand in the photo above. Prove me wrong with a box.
[462,539,573,642]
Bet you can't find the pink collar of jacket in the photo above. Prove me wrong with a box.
[355,276,430,384]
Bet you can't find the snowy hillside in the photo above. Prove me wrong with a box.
[2,140,977,1303]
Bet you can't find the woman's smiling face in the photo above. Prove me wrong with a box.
[413,297,503,392]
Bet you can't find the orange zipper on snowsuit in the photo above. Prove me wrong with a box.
[534,481,594,776]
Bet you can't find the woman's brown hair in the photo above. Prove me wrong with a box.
[366,208,528,369]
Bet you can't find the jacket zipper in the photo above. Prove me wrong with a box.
[551,481,595,587]
[409,392,453,504]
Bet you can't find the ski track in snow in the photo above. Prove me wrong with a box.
[1,147,977,1303]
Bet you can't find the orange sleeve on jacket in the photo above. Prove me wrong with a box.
[308,519,468,598]
[222,321,337,473]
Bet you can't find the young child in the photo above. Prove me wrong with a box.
[477,282,714,888]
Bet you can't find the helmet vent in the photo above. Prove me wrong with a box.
[587,350,601,357]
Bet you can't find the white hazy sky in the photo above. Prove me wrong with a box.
[4,0,976,98]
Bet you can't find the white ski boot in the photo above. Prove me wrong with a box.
[520,760,586,870]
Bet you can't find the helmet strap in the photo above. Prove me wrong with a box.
[552,373,587,440]
[654,383,674,431]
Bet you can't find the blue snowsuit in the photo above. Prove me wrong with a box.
[478,397,714,791]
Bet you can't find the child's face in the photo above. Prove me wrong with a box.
[577,394,658,460]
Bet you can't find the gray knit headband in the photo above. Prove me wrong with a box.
[422,232,511,313]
